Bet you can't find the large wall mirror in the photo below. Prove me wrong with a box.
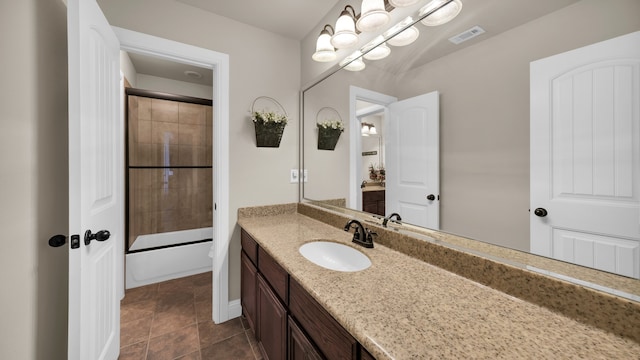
[302,0,640,300]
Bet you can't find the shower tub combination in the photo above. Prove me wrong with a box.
[125,89,214,289]
[126,227,213,289]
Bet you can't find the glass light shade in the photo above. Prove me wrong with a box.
[368,125,377,135]
[344,57,366,71]
[363,40,390,60]
[361,124,370,135]
[340,51,366,71]
[331,11,358,48]
[356,0,390,32]
[386,25,419,47]
[420,0,463,27]
[389,0,420,7]
[312,32,336,62]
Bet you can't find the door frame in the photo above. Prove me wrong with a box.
[349,86,397,210]
[114,27,232,323]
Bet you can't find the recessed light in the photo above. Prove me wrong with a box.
[184,70,202,79]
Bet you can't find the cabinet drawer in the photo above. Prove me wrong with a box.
[258,247,289,304]
[363,190,384,202]
[289,278,356,360]
[241,229,258,266]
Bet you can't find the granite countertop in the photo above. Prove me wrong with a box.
[237,210,640,359]
[362,184,385,192]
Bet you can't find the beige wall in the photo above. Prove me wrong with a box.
[97,0,301,301]
[0,0,69,358]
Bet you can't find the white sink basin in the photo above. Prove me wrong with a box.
[299,241,371,272]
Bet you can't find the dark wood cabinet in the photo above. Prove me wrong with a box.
[290,278,357,360]
[241,229,373,360]
[258,247,288,305]
[240,251,257,332]
[257,274,287,360]
[362,190,385,216]
[360,348,376,360]
[288,316,323,360]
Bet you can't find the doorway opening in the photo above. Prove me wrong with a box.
[114,27,232,323]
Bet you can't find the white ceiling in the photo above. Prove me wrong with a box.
[126,0,580,86]
[128,52,214,86]
[127,0,342,87]
[175,0,342,40]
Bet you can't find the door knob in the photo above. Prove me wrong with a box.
[426,194,435,201]
[84,229,111,246]
[48,235,66,247]
[534,208,548,217]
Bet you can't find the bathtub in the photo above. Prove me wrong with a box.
[126,227,213,289]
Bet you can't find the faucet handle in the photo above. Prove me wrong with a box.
[365,229,377,242]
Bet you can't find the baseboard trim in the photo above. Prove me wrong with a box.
[228,299,242,319]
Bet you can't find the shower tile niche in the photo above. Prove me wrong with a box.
[127,89,213,251]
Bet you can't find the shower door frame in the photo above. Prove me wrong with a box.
[114,27,232,324]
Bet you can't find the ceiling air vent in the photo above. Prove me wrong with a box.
[449,26,485,45]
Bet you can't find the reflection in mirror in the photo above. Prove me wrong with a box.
[302,0,640,300]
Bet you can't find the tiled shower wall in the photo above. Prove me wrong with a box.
[128,94,213,250]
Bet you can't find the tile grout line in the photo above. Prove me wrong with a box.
[143,283,158,360]
[194,287,204,360]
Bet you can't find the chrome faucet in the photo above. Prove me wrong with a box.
[344,219,376,248]
[382,213,402,227]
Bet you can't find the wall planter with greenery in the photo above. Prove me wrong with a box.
[316,107,344,151]
[251,96,288,148]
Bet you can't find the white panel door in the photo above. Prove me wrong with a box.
[386,91,439,229]
[68,0,122,359]
[531,31,640,278]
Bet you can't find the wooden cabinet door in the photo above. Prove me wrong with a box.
[288,316,323,360]
[360,347,376,360]
[258,274,287,360]
[241,251,257,333]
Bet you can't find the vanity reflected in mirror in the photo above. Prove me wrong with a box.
[302,0,640,299]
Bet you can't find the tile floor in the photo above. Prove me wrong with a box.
[119,272,262,360]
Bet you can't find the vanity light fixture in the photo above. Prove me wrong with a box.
[363,36,391,60]
[385,17,420,47]
[389,0,420,7]
[356,0,391,32]
[340,51,366,71]
[312,25,337,62]
[361,123,370,136]
[361,122,377,136]
[332,6,359,49]
[419,0,463,27]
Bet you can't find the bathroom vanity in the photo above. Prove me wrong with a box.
[241,229,373,359]
[238,203,640,359]
[361,186,385,217]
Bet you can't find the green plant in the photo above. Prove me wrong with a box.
[251,110,288,125]
[317,119,345,132]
